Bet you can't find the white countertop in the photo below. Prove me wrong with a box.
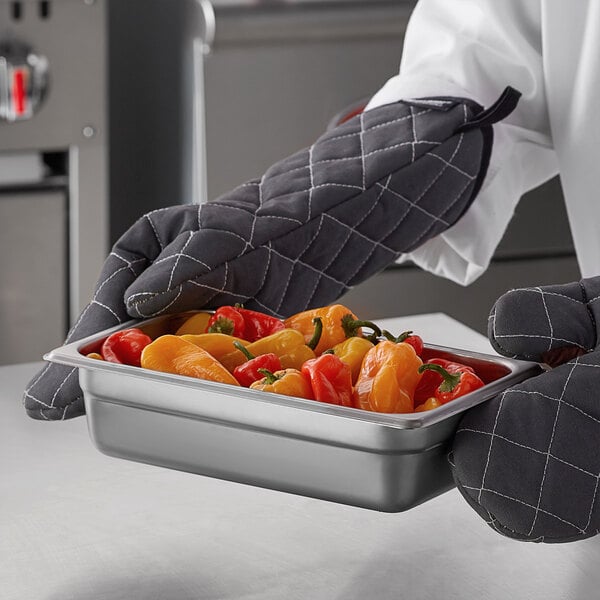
[2,314,600,600]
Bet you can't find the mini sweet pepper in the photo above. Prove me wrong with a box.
[180,333,249,362]
[382,329,424,356]
[140,335,240,385]
[231,341,283,387]
[175,311,212,335]
[219,328,316,372]
[206,305,285,342]
[414,357,476,404]
[249,368,314,400]
[324,336,375,384]
[417,361,484,404]
[353,340,423,413]
[284,304,381,355]
[206,306,247,337]
[301,353,354,407]
[101,328,153,367]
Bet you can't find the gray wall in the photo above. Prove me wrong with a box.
[108,0,413,238]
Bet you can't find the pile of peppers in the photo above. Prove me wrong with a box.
[87,304,485,413]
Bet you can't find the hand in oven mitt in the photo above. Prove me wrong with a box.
[450,277,600,543]
[24,87,520,420]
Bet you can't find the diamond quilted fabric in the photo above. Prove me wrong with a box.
[451,277,600,542]
[24,87,519,420]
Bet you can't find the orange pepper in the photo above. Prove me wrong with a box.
[249,368,314,400]
[284,304,380,356]
[414,397,443,412]
[175,311,213,335]
[140,335,240,386]
[219,329,315,372]
[353,341,422,413]
[179,333,249,362]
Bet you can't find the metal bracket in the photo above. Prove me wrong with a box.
[194,0,216,54]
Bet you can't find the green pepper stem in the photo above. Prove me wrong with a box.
[417,363,461,392]
[383,329,412,343]
[257,368,280,384]
[207,316,234,336]
[341,314,382,339]
[307,317,323,350]
[233,340,255,361]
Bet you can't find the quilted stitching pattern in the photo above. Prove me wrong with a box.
[123,100,483,319]
[451,277,600,542]
[24,97,489,420]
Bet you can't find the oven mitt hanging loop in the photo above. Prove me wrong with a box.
[24,86,520,420]
[450,276,600,543]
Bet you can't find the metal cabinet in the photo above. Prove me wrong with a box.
[0,188,67,364]
[0,0,108,364]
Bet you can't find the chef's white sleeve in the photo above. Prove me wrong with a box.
[365,0,559,286]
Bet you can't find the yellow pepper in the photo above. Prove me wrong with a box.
[250,368,314,400]
[284,304,380,356]
[353,341,422,413]
[140,335,240,386]
[180,333,249,362]
[326,337,374,384]
[414,397,443,412]
[219,328,315,372]
[175,311,212,335]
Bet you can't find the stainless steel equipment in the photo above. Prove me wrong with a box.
[45,311,542,512]
[0,0,107,364]
[0,37,48,121]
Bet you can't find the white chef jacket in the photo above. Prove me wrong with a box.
[366,0,600,285]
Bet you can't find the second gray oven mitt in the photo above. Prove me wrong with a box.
[451,276,600,543]
[24,86,520,419]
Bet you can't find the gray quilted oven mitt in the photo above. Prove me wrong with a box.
[24,86,520,420]
[451,277,600,543]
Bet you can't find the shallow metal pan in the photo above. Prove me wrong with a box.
[45,312,543,512]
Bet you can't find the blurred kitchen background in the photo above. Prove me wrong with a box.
[0,0,580,365]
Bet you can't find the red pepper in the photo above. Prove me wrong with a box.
[382,329,424,356]
[413,357,466,403]
[206,306,247,338]
[232,341,283,387]
[417,360,484,404]
[236,307,285,342]
[101,328,153,367]
[414,358,480,403]
[301,353,354,407]
[206,305,284,342]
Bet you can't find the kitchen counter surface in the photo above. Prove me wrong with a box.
[3,313,600,600]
